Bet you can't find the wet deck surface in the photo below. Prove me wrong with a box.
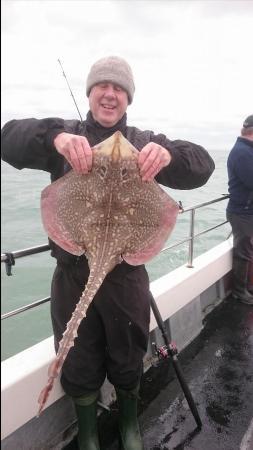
[66,296,253,450]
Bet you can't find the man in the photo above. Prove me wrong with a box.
[226,115,253,306]
[1,56,215,450]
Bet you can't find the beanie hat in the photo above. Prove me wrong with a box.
[243,115,253,128]
[86,56,135,104]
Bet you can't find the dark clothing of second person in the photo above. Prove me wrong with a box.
[226,136,253,301]
[227,137,253,215]
[1,112,215,396]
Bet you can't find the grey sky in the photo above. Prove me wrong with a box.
[2,0,253,149]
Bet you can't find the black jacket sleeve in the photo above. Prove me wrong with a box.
[152,132,215,190]
[126,127,215,190]
[1,118,80,173]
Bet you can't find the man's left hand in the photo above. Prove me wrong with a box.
[138,142,172,181]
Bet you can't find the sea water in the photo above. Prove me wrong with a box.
[1,148,231,360]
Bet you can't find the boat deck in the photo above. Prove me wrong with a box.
[64,296,253,450]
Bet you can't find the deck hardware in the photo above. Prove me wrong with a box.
[178,200,184,212]
[5,253,15,276]
[152,341,178,360]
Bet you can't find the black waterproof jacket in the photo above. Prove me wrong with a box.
[1,111,215,266]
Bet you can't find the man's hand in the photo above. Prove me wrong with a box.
[138,142,172,181]
[54,132,93,174]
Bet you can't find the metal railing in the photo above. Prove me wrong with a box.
[1,194,230,320]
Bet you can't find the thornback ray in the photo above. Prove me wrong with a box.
[37,131,179,415]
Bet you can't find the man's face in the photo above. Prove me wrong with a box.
[89,82,129,127]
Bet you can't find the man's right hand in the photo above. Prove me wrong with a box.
[54,132,93,174]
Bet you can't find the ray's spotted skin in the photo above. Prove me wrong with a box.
[38,131,179,414]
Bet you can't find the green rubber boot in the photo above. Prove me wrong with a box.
[116,387,144,450]
[72,391,100,450]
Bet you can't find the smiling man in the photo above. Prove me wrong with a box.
[87,56,131,127]
[1,55,215,450]
[53,56,173,182]
[89,81,128,127]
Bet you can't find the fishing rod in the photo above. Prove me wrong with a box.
[151,296,202,429]
[57,58,83,122]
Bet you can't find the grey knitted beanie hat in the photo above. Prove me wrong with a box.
[86,56,135,104]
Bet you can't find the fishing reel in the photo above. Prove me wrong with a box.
[152,341,178,360]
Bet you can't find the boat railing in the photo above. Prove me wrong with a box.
[1,194,230,320]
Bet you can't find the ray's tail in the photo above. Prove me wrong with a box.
[37,269,104,416]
